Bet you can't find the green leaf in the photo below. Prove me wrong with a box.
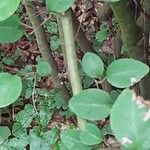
[25,88,33,99]
[69,89,112,121]
[0,15,24,43]
[60,129,91,150]
[82,76,94,88]
[29,127,51,150]
[0,0,21,21]
[2,57,14,65]
[79,123,103,145]
[38,108,52,127]
[106,58,149,88]
[59,143,69,150]
[12,123,27,138]
[50,35,60,50]
[8,138,28,149]
[46,0,75,13]
[43,128,59,145]
[47,22,58,34]
[29,135,50,150]
[16,104,35,128]
[37,59,52,77]
[82,52,104,78]
[110,89,150,149]
[0,73,22,108]
[101,124,113,135]
[96,29,109,42]
[0,126,11,144]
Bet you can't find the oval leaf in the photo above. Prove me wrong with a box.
[0,0,20,21]
[60,129,91,150]
[79,123,103,145]
[0,73,22,108]
[69,89,112,121]
[0,126,11,144]
[0,15,24,43]
[37,59,52,77]
[46,0,75,13]
[106,58,149,88]
[82,52,104,79]
[110,89,150,149]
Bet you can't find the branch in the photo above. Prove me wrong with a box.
[23,1,71,102]
[57,10,86,129]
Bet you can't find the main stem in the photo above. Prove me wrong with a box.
[57,10,86,129]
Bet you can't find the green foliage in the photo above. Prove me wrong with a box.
[69,89,112,120]
[0,15,23,43]
[47,21,58,34]
[82,52,104,79]
[60,129,91,150]
[0,0,150,149]
[106,58,149,88]
[12,123,28,138]
[16,104,35,128]
[8,137,28,150]
[0,126,11,144]
[50,35,60,51]
[0,0,21,21]
[79,123,103,145]
[110,89,150,149]
[0,73,22,108]
[1,48,21,66]
[96,23,109,43]
[46,0,75,13]
[101,124,113,135]
[36,58,52,77]
[28,126,59,150]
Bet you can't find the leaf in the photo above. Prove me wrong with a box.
[43,128,59,144]
[82,76,94,88]
[96,29,109,42]
[12,123,27,138]
[50,35,60,50]
[8,138,28,149]
[29,127,52,150]
[60,129,91,150]
[0,15,24,43]
[79,123,103,145]
[36,59,52,77]
[69,89,112,121]
[25,88,33,99]
[38,108,52,127]
[0,73,22,108]
[82,52,104,78]
[16,104,35,128]
[0,0,21,21]
[29,135,50,150]
[102,124,113,135]
[46,0,75,13]
[106,58,149,88]
[110,89,150,149]
[0,126,11,144]
[47,22,58,34]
